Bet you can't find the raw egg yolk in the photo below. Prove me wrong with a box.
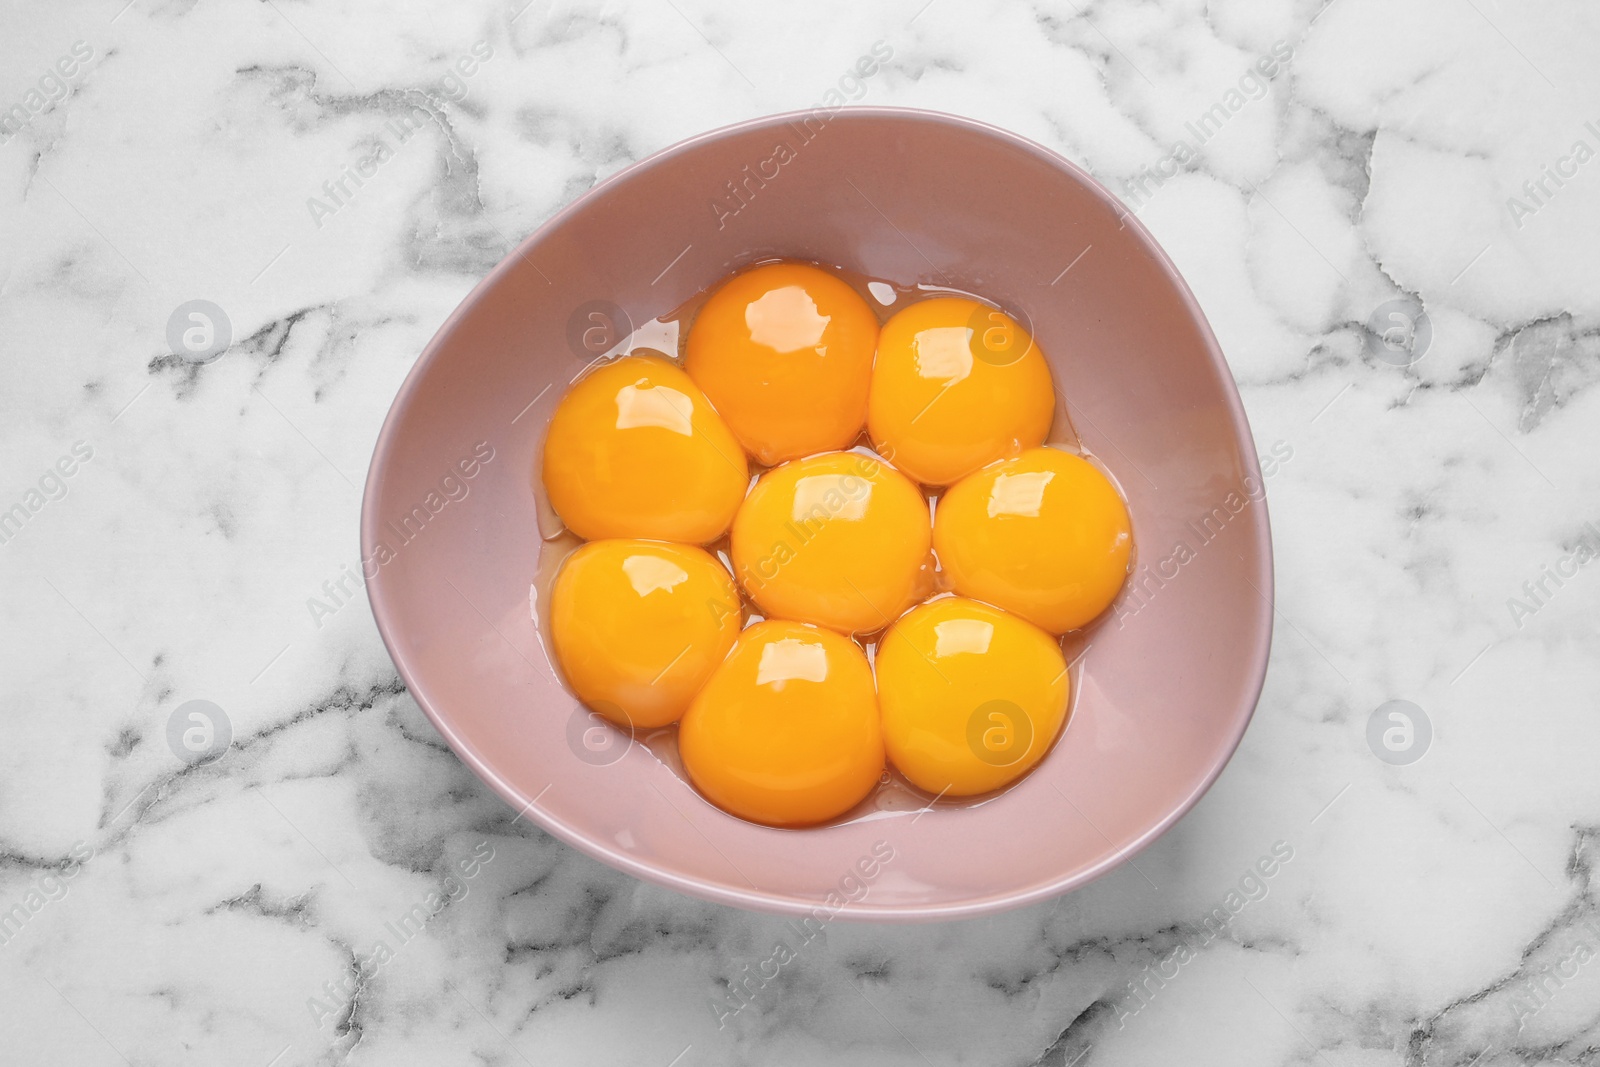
[549,539,742,730]
[876,597,1069,796]
[679,620,884,826]
[684,262,880,465]
[934,447,1132,634]
[867,296,1055,486]
[730,451,931,635]
[542,354,748,542]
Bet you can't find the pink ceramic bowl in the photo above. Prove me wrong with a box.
[362,107,1273,922]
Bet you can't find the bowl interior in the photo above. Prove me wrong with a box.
[362,108,1272,921]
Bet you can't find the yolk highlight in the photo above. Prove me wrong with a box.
[549,539,742,729]
[542,354,748,542]
[875,596,1069,796]
[730,451,931,635]
[685,261,880,465]
[534,262,1123,828]
[679,620,884,826]
[867,296,1055,486]
[934,447,1132,633]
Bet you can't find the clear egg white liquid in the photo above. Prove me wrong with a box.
[528,259,1127,829]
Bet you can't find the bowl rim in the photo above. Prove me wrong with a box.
[361,105,1275,922]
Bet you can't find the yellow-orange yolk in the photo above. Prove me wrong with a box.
[679,620,884,826]
[685,262,880,465]
[867,296,1055,486]
[549,540,742,729]
[876,597,1069,796]
[730,451,931,635]
[542,354,748,542]
[934,447,1132,634]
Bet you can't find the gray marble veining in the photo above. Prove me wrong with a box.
[2,0,1598,1063]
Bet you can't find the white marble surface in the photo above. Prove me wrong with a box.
[2,0,1599,1063]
